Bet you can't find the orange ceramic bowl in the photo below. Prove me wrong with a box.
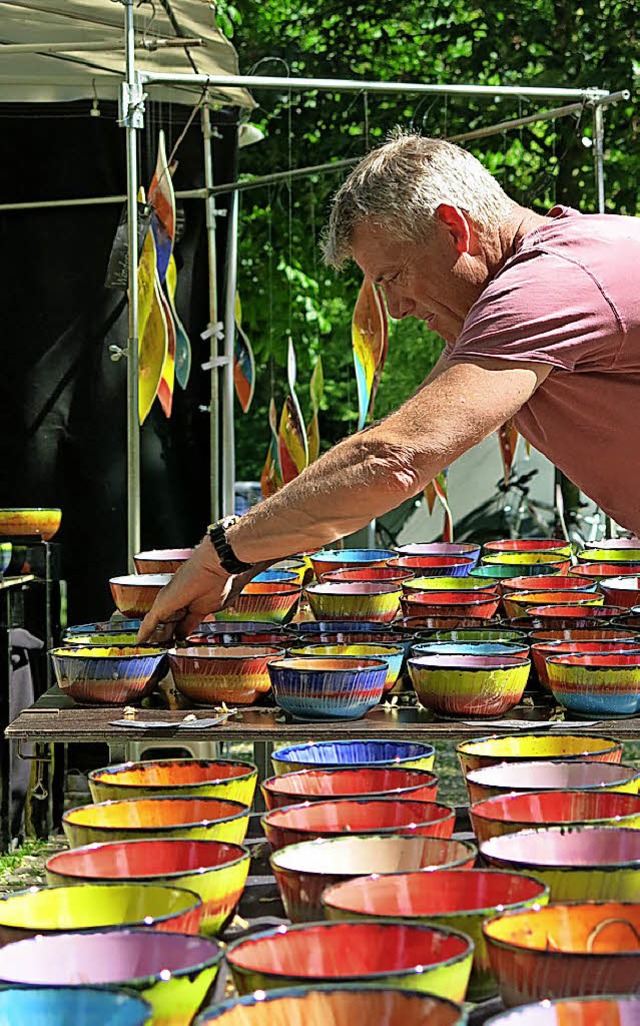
[168,645,284,705]
[502,591,603,619]
[216,583,301,625]
[0,508,61,541]
[109,574,172,617]
[133,548,193,574]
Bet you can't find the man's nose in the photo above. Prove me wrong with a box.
[384,288,415,319]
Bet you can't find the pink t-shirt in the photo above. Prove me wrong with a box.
[444,205,640,533]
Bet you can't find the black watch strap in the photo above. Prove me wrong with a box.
[207,516,253,575]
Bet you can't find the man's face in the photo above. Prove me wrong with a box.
[351,217,486,343]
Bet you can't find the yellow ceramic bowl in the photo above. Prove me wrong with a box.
[305,582,402,624]
[502,591,603,619]
[0,507,61,541]
[482,552,571,569]
[62,796,250,848]
[89,758,257,806]
[403,576,497,592]
[457,734,623,777]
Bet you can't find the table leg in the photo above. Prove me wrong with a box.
[0,591,10,850]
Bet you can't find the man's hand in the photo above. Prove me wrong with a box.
[136,539,255,644]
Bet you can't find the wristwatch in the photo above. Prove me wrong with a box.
[207,516,253,575]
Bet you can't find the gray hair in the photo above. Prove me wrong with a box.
[322,131,517,267]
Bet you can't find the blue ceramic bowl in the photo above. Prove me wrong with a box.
[253,570,299,585]
[0,986,151,1026]
[0,543,11,577]
[65,620,143,638]
[412,641,530,659]
[288,643,404,693]
[267,656,387,721]
[50,647,167,705]
[291,621,393,639]
[271,739,437,775]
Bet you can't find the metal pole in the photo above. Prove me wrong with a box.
[140,71,609,101]
[222,154,239,516]
[0,38,203,54]
[202,104,220,523]
[122,0,141,567]
[593,104,606,214]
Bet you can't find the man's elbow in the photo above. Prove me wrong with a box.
[356,439,426,499]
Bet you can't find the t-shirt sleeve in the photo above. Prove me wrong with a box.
[445,247,621,372]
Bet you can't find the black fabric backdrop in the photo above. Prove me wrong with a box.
[0,101,238,624]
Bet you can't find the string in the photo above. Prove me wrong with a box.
[267,184,275,397]
[287,86,293,345]
[363,92,370,149]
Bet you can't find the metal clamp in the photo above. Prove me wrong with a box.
[17,741,52,764]
[201,356,231,372]
[118,76,147,129]
[109,344,127,362]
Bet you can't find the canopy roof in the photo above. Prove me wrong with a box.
[0,0,254,107]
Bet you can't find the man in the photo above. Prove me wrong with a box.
[138,132,640,642]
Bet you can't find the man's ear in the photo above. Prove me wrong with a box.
[435,203,473,254]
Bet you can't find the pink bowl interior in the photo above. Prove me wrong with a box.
[307,582,402,596]
[169,645,283,661]
[410,654,527,669]
[481,826,640,865]
[467,759,635,791]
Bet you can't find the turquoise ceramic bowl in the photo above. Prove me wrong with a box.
[0,987,151,1026]
[267,656,387,721]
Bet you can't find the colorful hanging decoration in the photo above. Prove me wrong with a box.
[136,189,168,425]
[352,278,389,430]
[306,356,324,464]
[156,287,176,417]
[166,254,192,390]
[498,419,520,485]
[424,470,454,543]
[148,130,175,285]
[260,398,283,498]
[233,293,256,413]
[278,337,309,485]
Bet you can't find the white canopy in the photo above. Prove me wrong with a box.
[0,0,254,107]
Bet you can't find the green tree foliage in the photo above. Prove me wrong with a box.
[220,0,638,481]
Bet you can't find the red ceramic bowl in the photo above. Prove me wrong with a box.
[261,797,456,850]
[225,919,474,1000]
[270,834,476,922]
[168,645,284,705]
[260,766,439,811]
[323,566,414,585]
[484,539,571,554]
[501,575,595,594]
[464,759,640,805]
[399,615,499,630]
[483,901,640,1005]
[187,626,287,646]
[529,628,637,643]
[600,575,640,609]
[321,868,549,1003]
[133,548,194,574]
[470,789,640,845]
[387,554,476,576]
[522,605,627,627]
[570,562,640,579]
[109,574,172,617]
[456,733,623,777]
[531,639,640,690]
[217,583,301,625]
[401,591,500,621]
[503,591,603,619]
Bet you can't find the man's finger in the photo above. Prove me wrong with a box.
[175,610,208,640]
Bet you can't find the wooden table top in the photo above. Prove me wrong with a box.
[6,686,640,743]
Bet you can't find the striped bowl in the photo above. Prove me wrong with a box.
[50,647,167,705]
[0,507,61,541]
[456,733,623,777]
[287,642,403,692]
[323,566,413,585]
[168,645,284,705]
[393,542,481,565]
[578,547,640,564]
[0,542,11,576]
[88,758,257,806]
[216,582,301,624]
[267,656,387,720]
[547,651,640,717]
[482,553,571,574]
[409,654,530,718]
[271,739,436,775]
[483,995,640,1025]
[532,639,640,691]
[109,574,172,617]
[305,582,402,624]
[502,591,603,619]
[387,554,476,577]
[401,591,501,621]
[483,538,572,555]
[133,548,193,574]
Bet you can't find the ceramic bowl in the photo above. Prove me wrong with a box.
[168,645,284,705]
[188,622,289,646]
[261,765,439,811]
[532,639,640,691]
[252,569,300,585]
[387,555,476,577]
[599,576,640,609]
[262,797,455,850]
[401,591,501,621]
[501,575,594,594]
[521,606,627,628]
[323,566,413,585]
[45,838,250,936]
[271,834,476,922]
[195,985,466,1026]
[409,653,530,718]
[0,507,61,541]
[424,628,528,644]
[89,758,257,806]
[470,789,640,845]
[0,882,202,947]
[484,996,640,1026]
[50,647,167,705]
[133,548,194,574]
[267,655,387,721]
[271,739,436,776]
[482,553,571,574]
[465,759,640,804]
[400,615,498,630]
[310,548,396,580]
[291,620,394,640]
[587,537,640,548]
[412,641,530,660]
[0,988,152,1026]
[225,920,474,1001]
[503,591,603,619]
[480,825,640,900]
[394,541,481,565]
[0,543,11,576]
[484,538,572,555]
[287,642,403,692]
[469,565,525,582]
[216,582,301,625]
[403,576,498,592]
[305,582,402,624]
[109,575,172,617]
[529,627,637,644]
[322,868,549,1003]
[457,733,623,776]
[547,651,640,717]
[571,561,640,579]
[578,547,640,564]
[62,796,250,848]
[61,629,140,647]
[269,557,308,585]
[64,619,142,639]
[0,930,222,1023]
[483,902,640,1005]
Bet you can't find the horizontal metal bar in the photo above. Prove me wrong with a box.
[0,37,203,55]
[140,71,608,101]
[0,187,210,212]
[447,100,586,143]
[591,89,631,106]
